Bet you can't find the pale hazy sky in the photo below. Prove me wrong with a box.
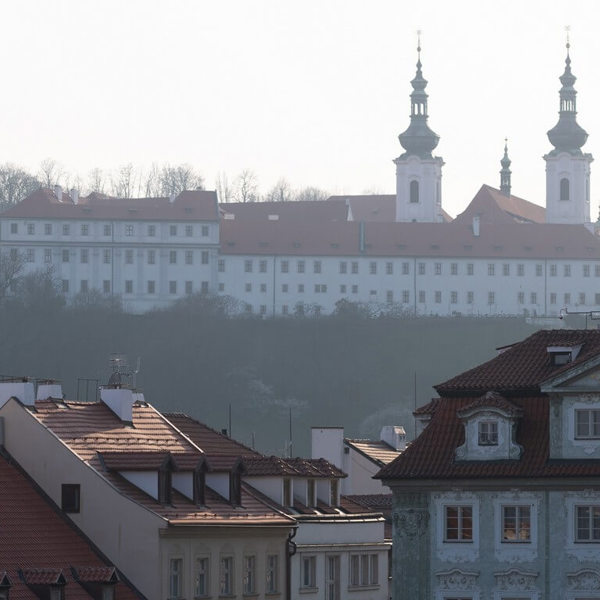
[1,0,598,217]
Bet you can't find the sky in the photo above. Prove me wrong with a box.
[1,0,599,217]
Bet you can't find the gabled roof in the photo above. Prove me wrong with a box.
[456,391,523,418]
[220,199,348,222]
[0,451,141,600]
[344,439,402,467]
[1,188,219,221]
[436,329,600,396]
[243,456,345,478]
[454,184,545,225]
[28,400,292,526]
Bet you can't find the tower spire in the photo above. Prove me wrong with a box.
[500,138,512,197]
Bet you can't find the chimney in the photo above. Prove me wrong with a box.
[380,425,406,452]
[358,221,366,254]
[169,192,176,204]
[472,215,480,237]
[311,427,344,469]
[36,381,63,400]
[0,379,35,408]
[100,386,134,423]
[54,185,63,201]
[70,188,79,205]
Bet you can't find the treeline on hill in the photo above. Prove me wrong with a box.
[0,272,545,455]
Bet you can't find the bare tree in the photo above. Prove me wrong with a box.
[38,158,64,188]
[142,163,162,197]
[87,168,107,195]
[0,249,25,300]
[215,171,233,203]
[111,163,136,198]
[0,164,40,209]
[265,178,292,202]
[234,169,259,203]
[159,164,204,196]
[294,186,329,202]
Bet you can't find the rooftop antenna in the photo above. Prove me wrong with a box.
[132,357,141,390]
[565,25,571,54]
[108,354,130,387]
[289,407,293,458]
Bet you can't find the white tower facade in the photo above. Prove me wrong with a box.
[395,43,444,223]
[545,43,593,224]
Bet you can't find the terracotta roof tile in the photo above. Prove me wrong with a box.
[20,569,65,585]
[436,329,600,395]
[242,456,345,478]
[98,451,173,471]
[344,494,393,510]
[456,391,523,418]
[413,398,440,416]
[220,200,348,222]
[0,452,140,600]
[72,566,118,584]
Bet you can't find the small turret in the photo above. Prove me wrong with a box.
[500,139,512,197]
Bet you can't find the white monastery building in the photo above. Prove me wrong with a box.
[1,41,600,317]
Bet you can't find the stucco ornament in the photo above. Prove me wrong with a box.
[394,507,429,539]
[436,569,479,590]
[567,569,600,590]
[494,568,538,590]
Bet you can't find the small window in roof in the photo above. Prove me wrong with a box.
[61,484,80,513]
[430,244,440,250]
[330,243,339,248]
[555,246,565,253]
[547,344,582,366]
[493,245,503,251]
[524,245,533,251]
[293,242,301,248]
[259,242,269,248]
[464,244,472,250]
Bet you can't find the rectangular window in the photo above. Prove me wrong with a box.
[301,555,316,589]
[349,554,378,587]
[62,224,70,236]
[298,284,304,293]
[351,285,358,294]
[518,291,524,304]
[185,224,193,237]
[147,250,156,265]
[467,291,474,304]
[103,280,110,294]
[435,291,442,303]
[467,263,474,276]
[194,557,209,597]
[185,281,193,295]
[27,223,35,235]
[478,421,498,445]
[325,555,340,600]
[218,259,225,273]
[418,290,425,303]
[564,264,572,277]
[61,484,80,513]
[260,304,267,315]
[125,280,133,294]
[201,225,209,237]
[314,260,322,274]
[201,281,209,294]
[402,290,410,304]
[575,409,600,439]
[503,263,510,276]
[386,262,394,275]
[298,260,305,273]
[565,293,571,305]
[103,249,111,264]
[418,262,425,275]
[169,281,177,295]
[147,224,156,237]
[535,264,542,276]
[531,292,537,304]
[502,505,531,542]
[339,261,347,274]
[125,224,134,236]
[26,248,34,262]
[170,558,183,599]
[125,249,133,264]
[488,263,495,276]
[584,264,591,277]
[369,261,377,275]
[10,222,17,234]
[282,284,289,293]
[550,293,557,305]
[596,264,600,277]
[259,259,267,273]
[351,261,358,274]
[435,262,442,275]
[102,224,110,236]
[62,249,70,263]
[575,505,600,542]
[80,249,89,264]
[169,251,177,264]
[282,305,288,315]
[62,279,69,293]
[386,290,394,305]
[45,223,52,235]
[245,259,253,273]
[403,262,410,275]
[550,264,557,276]
[340,284,346,294]
[451,291,458,304]
[579,292,586,305]
[245,283,252,293]
[281,260,289,273]
[170,224,177,236]
[260,283,267,293]
[80,280,88,293]
[185,250,193,265]
[243,556,256,595]
[445,505,473,541]
[451,262,458,275]
[81,224,89,236]
[488,291,495,305]
[266,555,279,594]
[596,293,600,305]
[147,280,155,294]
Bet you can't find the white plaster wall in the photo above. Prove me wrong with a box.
[206,472,230,500]
[345,448,388,495]
[311,428,344,470]
[172,472,193,500]
[244,476,283,504]
[120,471,158,499]
[395,156,444,223]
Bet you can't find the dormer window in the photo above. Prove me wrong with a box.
[307,479,316,507]
[547,344,582,366]
[230,470,242,507]
[575,409,600,439]
[158,468,172,504]
[282,478,291,507]
[330,479,339,506]
[478,421,498,446]
[193,469,206,505]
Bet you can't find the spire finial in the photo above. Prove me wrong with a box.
[504,137,508,153]
[500,138,512,197]
[416,29,422,70]
[565,25,571,52]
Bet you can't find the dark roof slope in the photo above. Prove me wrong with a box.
[0,451,141,600]
[220,200,348,222]
[436,329,600,396]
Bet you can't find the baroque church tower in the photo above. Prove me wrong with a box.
[544,39,593,224]
[395,38,444,222]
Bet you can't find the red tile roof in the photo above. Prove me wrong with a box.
[242,456,345,478]
[454,184,545,225]
[30,400,293,526]
[72,566,118,584]
[456,391,523,418]
[1,188,219,221]
[219,218,600,259]
[0,451,141,600]
[220,200,348,222]
[98,451,174,471]
[344,439,402,466]
[435,329,600,395]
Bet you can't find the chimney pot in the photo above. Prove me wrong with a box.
[70,188,79,205]
[54,185,63,201]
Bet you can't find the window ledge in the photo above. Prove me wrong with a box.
[242,594,259,598]
[299,587,319,594]
[348,584,380,592]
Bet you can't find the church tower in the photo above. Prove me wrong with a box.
[544,38,593,224]
[500,140,512,197]
[395,37,444,222]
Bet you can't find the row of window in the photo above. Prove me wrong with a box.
[11,222,211,238]
[18,248,211,265]
[169,553,279,598]
[444,503,599,543]
[62,280,209,295]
